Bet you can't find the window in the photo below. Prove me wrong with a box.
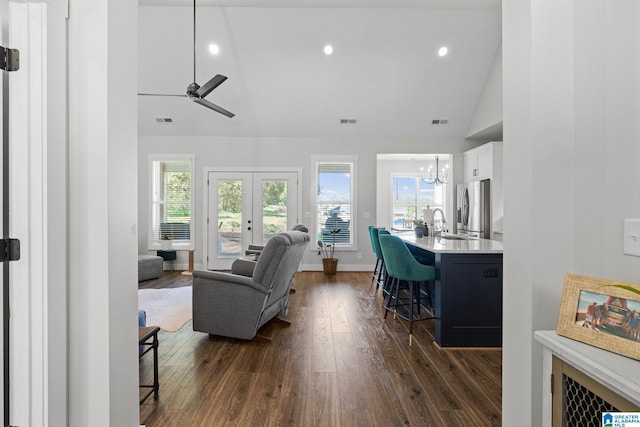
[148,155,195,250]
[312,156,357,249]
[391,176,443,230]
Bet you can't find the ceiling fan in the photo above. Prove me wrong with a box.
[138,0,234,118]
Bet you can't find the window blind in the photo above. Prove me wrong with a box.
[151,160,192,242]
[316,161,353,246]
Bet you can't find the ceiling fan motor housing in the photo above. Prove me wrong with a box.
[186,82,200,97]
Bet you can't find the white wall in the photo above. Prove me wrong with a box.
[503,1,640,426]
[68,0,139,426]
[138,136,479,271]
[467,43,503,140]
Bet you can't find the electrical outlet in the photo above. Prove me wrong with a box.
[357,252,362,259]
[623,219,640,257]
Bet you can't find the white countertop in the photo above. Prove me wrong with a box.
[399,234,504,254]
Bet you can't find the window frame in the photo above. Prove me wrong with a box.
[389,174,444,230]
[148,154,196,251]
[311,155,358,251]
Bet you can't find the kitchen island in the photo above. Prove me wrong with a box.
[399,234,503,347]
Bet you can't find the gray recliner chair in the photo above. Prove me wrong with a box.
[243,224,308,257]
[233,224,308,277]
[192,230,310,340]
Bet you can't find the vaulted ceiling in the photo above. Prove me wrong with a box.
[138,1,501,138]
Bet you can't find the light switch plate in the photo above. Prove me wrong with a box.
[623,219,640,257]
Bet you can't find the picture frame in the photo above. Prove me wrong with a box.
[557,273,640,360]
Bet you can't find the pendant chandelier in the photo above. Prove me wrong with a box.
[420,156,449,185]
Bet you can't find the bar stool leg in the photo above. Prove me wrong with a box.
[414,281,421,316]
[409,281,414,347]
[381,264,392,304]
[377,260,388,297]
[370,258,381,289]
[383,277,397,320]
[392,278,403,320]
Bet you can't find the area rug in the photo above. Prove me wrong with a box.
[138,286,192,332]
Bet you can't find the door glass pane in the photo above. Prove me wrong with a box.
[217,180,243,257]
[261,180,288,245]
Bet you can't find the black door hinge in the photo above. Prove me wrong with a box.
[550,373,554,396]
[0,238,20,262]
[0,46,19,72]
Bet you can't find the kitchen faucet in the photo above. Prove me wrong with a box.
[430,208,447,236]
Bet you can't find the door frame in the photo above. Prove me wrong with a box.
[2,1,68,425]
[202,167,302,270]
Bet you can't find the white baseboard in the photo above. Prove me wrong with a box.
[301,263,373,272]
[169,263,374,272]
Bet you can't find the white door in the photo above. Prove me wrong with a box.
[0,0,7,418]
[1,2,66,424]
[207,171,299,270]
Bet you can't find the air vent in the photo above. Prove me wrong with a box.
[156,117,173,123]
[340,118,357,125]
[431,119,449,125]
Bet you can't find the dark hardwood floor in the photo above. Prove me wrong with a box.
[139,271,502,426]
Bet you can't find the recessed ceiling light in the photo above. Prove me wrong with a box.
[324,45,333,55]
[438,46,448,57]
[209,43,220,55]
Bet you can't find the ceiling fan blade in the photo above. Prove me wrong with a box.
[137,93,188,98]
[194,74,227,98]
[192,98,235,118]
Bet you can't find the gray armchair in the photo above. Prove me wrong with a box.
[243,224,309,258]
[192,230,310,340]
[233,224,309,277]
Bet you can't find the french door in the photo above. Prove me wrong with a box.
[0,1,7,421]
[207,171,300,270]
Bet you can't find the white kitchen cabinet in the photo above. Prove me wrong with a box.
[463,143,495,181]
[463,141,503,239]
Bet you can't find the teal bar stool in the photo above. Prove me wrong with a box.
[369,226,387,290]
[368,226,381,287]
[376,229,392,297]
[378,234,436,347]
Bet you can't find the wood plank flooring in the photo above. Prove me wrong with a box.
[139,271,502,426]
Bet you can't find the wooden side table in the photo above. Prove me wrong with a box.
[181,249,195,276]
[139,326,160,404]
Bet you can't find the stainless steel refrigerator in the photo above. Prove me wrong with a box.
[456,179,491,239]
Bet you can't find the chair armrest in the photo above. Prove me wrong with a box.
[192,270,269,295]
[231,259,257,277]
